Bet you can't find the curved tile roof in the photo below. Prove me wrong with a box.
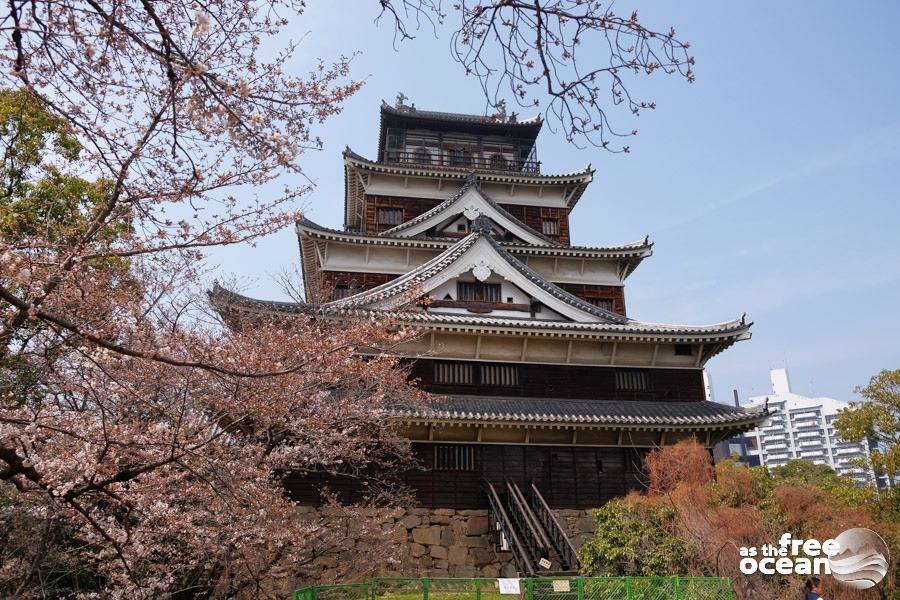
[297,217,652,258]
[479,232,626,322]
[380,101,542,127]
[393,395,769,428]
[379,174,560,246]
[319,226,626,323]
[209,284,751,340]
[344,148,594,183]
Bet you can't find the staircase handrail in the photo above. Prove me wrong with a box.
[484,480,535,576]
[529,482,581,570]
[504,480,550,569]
[508,480,553,551]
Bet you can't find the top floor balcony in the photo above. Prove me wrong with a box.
[381,128,541,174]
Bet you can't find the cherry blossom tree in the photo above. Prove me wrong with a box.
[0,2,419,597]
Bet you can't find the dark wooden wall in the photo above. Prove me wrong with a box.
[406,359,706,401]
[498,204,570,245]
[364,195,441,233]
[282,443,648,509]
[557,283,626,316]
[320,271,397,293]
[405,444,647,508]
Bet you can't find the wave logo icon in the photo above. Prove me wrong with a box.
[828,528,890,589]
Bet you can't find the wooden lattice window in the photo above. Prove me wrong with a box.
[434,445,477,471]
[376,207,404,226]
[481,364,519,387]
[457,282,501,302]
[450,148,473,167]
[434,362,474,385]
[542,218,559,236]
[489,153,508,170]
[615,369,648,391]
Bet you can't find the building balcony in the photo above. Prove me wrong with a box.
[382,149,541,174]
[791,410,821,418]
[800,451,825,458]
[835,447,863,455]
[793,421,822,430]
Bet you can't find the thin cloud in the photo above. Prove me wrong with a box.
[657,122,900,234]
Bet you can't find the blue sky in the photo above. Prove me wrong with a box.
[210,2,900,404]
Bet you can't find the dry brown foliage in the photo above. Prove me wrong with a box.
[628,441,893,600]
[645,437,715,494]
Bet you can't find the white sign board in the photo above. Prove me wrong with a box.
[539,558,552,570]
[552,580,571,593]
[498,579,520,595]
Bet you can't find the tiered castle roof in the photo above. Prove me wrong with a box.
[213,99,768,437]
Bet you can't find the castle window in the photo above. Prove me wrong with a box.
[376,207,403,226]
[542,218,559,236]
[450,148,473,167]
[457,282,501,302]
[481,364,519,387]
[674,344,693,356]
[413,147,432,165]
[385,131,404,150]
[434,362,474,385]
[616,369,648,391]
[586,297,614,312]
[434,445,477,471]
[489,153,508,170]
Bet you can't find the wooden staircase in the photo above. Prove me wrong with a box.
[484,480,581,576]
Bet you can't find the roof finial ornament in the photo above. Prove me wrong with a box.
[472,215,492,234]
[509,111,518,124]
[395,92,408,109]
[465,172,479,186]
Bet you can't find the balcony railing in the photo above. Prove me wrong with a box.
[382,150,541,174]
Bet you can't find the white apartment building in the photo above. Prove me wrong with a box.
[745,368,880,486]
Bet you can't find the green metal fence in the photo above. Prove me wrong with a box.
[293,576,734,600]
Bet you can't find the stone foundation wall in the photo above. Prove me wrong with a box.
[298,506,599,583]
[552,509,599,551]
[398,508,516,578]
[298,507,517,582]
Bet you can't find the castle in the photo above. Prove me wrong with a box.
[212,97,768,577]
